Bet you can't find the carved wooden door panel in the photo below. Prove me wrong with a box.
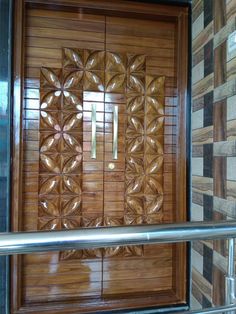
[12,1,188,313]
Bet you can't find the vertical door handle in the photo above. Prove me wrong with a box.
[113,105,118,160]
[91,103,96,159]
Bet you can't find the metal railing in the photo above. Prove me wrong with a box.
[1,220,236,314]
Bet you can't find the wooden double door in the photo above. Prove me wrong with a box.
[12,1,189,313]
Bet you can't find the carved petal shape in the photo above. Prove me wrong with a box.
[124,245,143,257]
[127,96,144,114]
[61,197,81,216]
[104,217,123,227]
[62,176,81,194]
[146,156,163,174]
[63,91,83,111]
[146,96,164,115]
[124,214,143,225]
[41,111,60,130]
[62,217,81,229]
[128,75,145,94]
[126,176,144,195]
[126,156,144,175]
[39,198,60,217]
[126,196,143,215]
[38,217,61,231]
[146,136,163,155]
[106,52,126,72]
[84,71,104,91]
[85,51,105,70]
[145,176,163,195]
[41,68,61,89]
[128,54,146,72]
[104,246,123,258]
[145,195,163,214]
[62,133,82,153]
[63,113,82,132]
[127,136,144,154]
[146,117,164,134]
[106,73,126,92]
[146,76,165,96]
[145,213,163,224]
[63,71,83,89]
[63,155,82,173]
[64,48,84,69]
[83,249,102,258]
[82,216,103,228]
[60,249,83,260]
[40,154,60,173]
[40,134,59,153]
[39,176,60,194]
[41,91,61,110]
[126,116,144,135]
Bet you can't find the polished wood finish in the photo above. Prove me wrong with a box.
[11,1,189,313]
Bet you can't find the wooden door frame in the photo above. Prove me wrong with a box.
[11,1,189,312]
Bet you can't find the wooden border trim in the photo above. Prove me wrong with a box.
[25,0,187,17]
[174,9,189,302]
[11,0,25,312]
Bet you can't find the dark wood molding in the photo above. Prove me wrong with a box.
[11,0,26,312]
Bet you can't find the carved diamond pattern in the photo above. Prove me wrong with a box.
[125,56,165,232]
[39,65,83,237]
[105,52,126,93]
[63,48,105,91]
[38,196,82,231]
[38,47,165,260]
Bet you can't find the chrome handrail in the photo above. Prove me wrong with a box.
[178,304,236,314]
[1,220,236,255]
[1,220,236,314]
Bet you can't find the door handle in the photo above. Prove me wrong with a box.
[113,105,118,160]
[91,103,96,159]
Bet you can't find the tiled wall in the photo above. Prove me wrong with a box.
[192,0,236,309]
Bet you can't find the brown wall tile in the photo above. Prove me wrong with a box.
[214,0,226,34]
[212,265,225,306]
[213,157,226,198]
[214,41,227,88]
[213,99,227,142]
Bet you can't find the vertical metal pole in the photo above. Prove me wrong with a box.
[113,105,118,160]
[91,103,96,159]
[225,238,236,314]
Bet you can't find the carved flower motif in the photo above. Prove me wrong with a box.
[105,52,126,92]
[39,175,81,195]
[40,153,82,174]
[127,96,145,115]
[126,115,144,154]
[127,55,146,94]
[146,75,165,96]
[38,196,82,230]
[63,48,105,91]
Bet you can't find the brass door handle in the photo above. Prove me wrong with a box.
[113,105,118,160]
[91,103,96,159]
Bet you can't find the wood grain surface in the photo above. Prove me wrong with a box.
[11,1,189,313]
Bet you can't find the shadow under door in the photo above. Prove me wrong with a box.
[11,1,189,313]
